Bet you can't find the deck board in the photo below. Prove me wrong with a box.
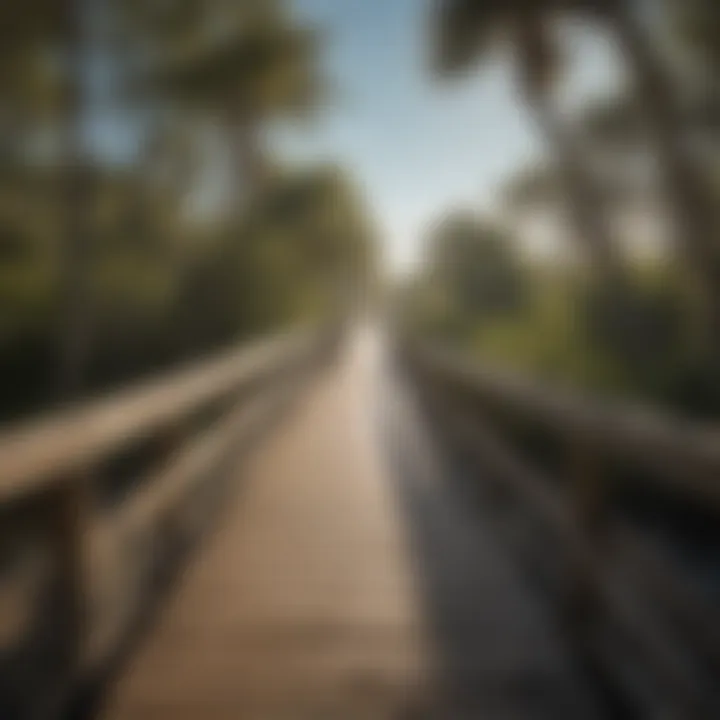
[101,334,430,720]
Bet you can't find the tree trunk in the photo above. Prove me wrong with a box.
[58,160,95,400]
[529,93,624,283]
[229,109,267,210]
[58,0,95,402]
[526,93,666,378]
[609,2,720,363]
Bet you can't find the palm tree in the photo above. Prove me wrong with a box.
[0,3,65,157]
[432,0,623,281]
[57,0,96,400]
[127,0,321,205]
[0,1,93,399]
[585,0,720,357]
[673,0,720,73]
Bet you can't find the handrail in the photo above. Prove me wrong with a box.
[407,343,720,508]
[0,330,316,505]
[0,327,329,719]
[404,340,720,714]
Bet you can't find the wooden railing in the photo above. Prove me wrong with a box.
[0,328,333,719]
[403,341,720,719]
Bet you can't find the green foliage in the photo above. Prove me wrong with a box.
[433,0,562,98]
[426,0,720,418]
[501,163,560,208]
[124,0,322,149]
[0,0,374,420]
[672,0,720,70]
[0,160,376,420]
[402,212,528,340]
[427,213,527,319]
[405,235,718,415]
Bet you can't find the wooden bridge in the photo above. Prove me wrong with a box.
[0,325,718,719]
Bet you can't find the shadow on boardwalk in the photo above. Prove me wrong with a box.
[377,362,613,720]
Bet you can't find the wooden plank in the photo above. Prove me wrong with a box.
[84,368,306,670]
[413,376,720,716]
[101,332,431,719]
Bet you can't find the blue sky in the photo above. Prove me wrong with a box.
[277,0,624,270]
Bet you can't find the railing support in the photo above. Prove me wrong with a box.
[51,475,91,674]
[565,438,607,628]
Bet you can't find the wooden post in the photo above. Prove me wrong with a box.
[565,437,607,628]
[51,475,91,676]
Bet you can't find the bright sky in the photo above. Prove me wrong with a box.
[277,0,624,271]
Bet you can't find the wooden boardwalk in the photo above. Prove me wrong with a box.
[101,332,431,720]
[2,327,716,718]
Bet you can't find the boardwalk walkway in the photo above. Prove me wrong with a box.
[96,328,613,720]
[1,328,715,719]
[101,331,430,720]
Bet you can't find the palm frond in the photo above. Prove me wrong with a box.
[136,23,320,117]
[433,0,505,75]
[514,9,561,99]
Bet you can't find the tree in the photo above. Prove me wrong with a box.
[125,0,322,204]
[243,165,378,315]
[422,212,527,333]
[501,163,561,209]
[170,164,378,353]
[0,0,327,409]
[431,0,623,280]
[580,0,720,360]
[672,0,720,73]
[0,1,97,399]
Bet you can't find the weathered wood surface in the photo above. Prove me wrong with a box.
[101,333,431,720]
[3,328,718,719]
[0,330,324,719]
[403,341,720,717]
